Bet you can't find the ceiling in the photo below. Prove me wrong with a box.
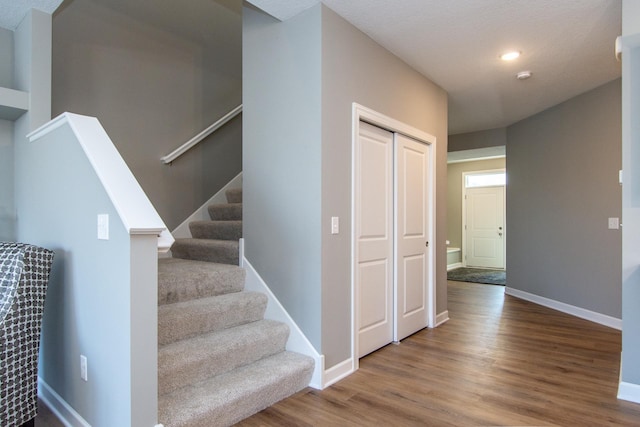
[2,0,622,136]
[0,0,63,30]
[251,0,622,135]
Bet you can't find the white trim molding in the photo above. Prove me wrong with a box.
[28,113,173,252]
[351,103,438,372]
[241,244,324,389]
[505,287,622,330]
[323,358,355,388]
[39,377,91,427]
[447,262,462,271]
[171,173,243,240]
[618,381,640,404]
[435,310,450,327]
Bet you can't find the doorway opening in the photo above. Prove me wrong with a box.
[446,149,506,286]
[462,169,506,270]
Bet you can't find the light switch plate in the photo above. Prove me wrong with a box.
[331,216,339,234]
[98,214,109,240]
[608,217,619,230]
[80,355,88,381]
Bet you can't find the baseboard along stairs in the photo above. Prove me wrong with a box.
[158,188,314,426]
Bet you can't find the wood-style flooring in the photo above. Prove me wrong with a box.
[35,398,64,427]
[238,281,640,426]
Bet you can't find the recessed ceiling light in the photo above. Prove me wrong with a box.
[500,51,521,61]
[516,71,532,80]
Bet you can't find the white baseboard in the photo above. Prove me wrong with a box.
[618,381,640,403]
[323,358,354,388]
[505,287,622,330]
[38,377,90,427]
[241,247,324,390]
[171,172,243,239]
[435,310,450,327]
[447,262,462,271]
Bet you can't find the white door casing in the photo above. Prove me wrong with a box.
[352,104,437,370]
[464,186,505,269]
[355,122,394,358]
[394,133,430,341]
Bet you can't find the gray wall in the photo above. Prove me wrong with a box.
[14,8,159,424]
[449,127,506,152]
[0,119,13,241]
[623,0,640,35]
[52,0,242,229]
[0,28,14,241]
[243,5,323,349]
[621,0,640,388]
[0,27,13,87]
[320,5,448,367]
[447,158,506,250]
[17,123,146,426]
[244,4,448,368]
[507,79,621,318]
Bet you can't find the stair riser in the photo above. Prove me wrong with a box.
[189,221,242,241]
[171,240,239,265]
[158,259,245,305]
[159,185,315,427]
[225,188,242,204]
[158,352,314,427]
[158,293,267,346]
[159,322,290,395]
[208,204,242,221]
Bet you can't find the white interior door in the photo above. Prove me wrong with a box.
[394,133,430,341]
[465,186,505,269]
[356,122,394,357]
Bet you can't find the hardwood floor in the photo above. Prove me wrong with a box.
[35,399,64,427]
[238,281,640,426]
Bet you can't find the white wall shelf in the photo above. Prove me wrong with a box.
[0,86,28,121]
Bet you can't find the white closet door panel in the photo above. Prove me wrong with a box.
[356,122,394,357]
[395,133,430,341]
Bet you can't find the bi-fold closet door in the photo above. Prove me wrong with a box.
[355,121,431,358]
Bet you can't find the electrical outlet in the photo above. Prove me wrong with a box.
[80,355,88,381]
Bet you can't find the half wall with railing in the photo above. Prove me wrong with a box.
[19,112,170,426]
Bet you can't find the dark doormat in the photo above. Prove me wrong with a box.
[447,267,506,286]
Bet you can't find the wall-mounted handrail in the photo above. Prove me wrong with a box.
[161,104,242,164]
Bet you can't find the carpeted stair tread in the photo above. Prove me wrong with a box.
[189,220,242,241]
[171,238,239,265]
[158,258,245,305]
[158,291,267,346]
[159,319,290,395]
[208,203,242,221]
[158,185,314,425]
[158,351,314,427]
[225,188,243,204]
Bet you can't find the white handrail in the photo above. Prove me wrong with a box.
[161,104,243,164]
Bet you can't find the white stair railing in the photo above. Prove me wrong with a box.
[161,104,242,164]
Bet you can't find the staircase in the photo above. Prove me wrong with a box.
[157,188,314,427]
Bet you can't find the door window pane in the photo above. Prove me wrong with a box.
[465,172,505,188]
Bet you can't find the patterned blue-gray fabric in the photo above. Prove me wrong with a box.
[0,242,53,427]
